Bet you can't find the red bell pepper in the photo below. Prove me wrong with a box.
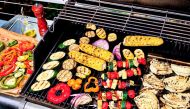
[138,58,146,65]
[106,91,112,100]
[26,69,33,74]
[102,102,108,109]
[19,41,35,52]
[0,64,16,77]
[0,62,4,67]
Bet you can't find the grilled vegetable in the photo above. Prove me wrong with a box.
[134,49,145,59]
[79,37,90,44]
[108,33,117,42]
[85,31,95,38]
[123,36,164,46]
[77,66,91,76]
[36,70,55,81]
[56,70,72,82]
[14,68,25,78]
[3,76,17,89]
[122,49,134,60]
[67,79,82,90]
[69,51,106,71]
[58,39,76,49]
[50,51,65,61]
[76,72,86,79]
[79,43,114,62]
[71,93,92,108]
[42,61,60,70]
[69,44,80,51]
[92,39,109,50]
[86,23,96,30]
[62,59,76,70]
[0,41,5,52]
[84,77,99,92]
[31,80,50,92]
[96,28,106,39]
[8,40,18,47]
[112,43,122,60]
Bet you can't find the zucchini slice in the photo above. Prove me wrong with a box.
[42,61,60,70]
[36,70,55,81]
[14,69,25,78]
[50,51,65,61]
[31,81,50,92]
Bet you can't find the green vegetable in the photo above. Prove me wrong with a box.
[36,70,56,81]
[14,69,25,78]
[108,62,113,71]
[129,59,134,68]
[4,76,17,89]
[28,56,33,61]
[8,40,18,47]
[122,91,127,100]
[0,77,9,89]
[121,101,126,109]
[0,41,5,52]
[58,43,66,49]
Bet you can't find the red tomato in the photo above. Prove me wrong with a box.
[128,90,136,99]
[117,61,123,68]
[121,81,126,89]
[138,58,146,65]
[102,102,109,109]
[102,81,107,87]
[106,91,112,100]
[126,101,132,109]
[127,69,134,77]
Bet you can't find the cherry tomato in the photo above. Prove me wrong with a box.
[72,83,81,90]
[75,78,82,84]
[121,81,126,89]
[106,91,112,100]
[127,69,134,77]
[102,81,107,86]
[128,90,135,98]
[126,60,129,68]
[102,102,109,109]
[137,67,142,76]
[138,58,146,65]
[98,92,102,100]
[126,101,132,109]
[26,69,33,74]
[118,81,122,89]
[117,61,123,68]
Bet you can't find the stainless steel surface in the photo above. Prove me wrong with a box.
[24,102,51,109]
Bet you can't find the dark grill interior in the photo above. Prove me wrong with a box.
[21,0,190,109]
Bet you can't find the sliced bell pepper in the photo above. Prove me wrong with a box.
[0,64,16,77]
[26,69,33,74]
[84,77,99,92]
[19,41,35,52]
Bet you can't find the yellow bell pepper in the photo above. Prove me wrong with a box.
[18,55,29,62]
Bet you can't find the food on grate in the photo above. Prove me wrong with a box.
[140,87,159,95]
[150,59,173,75]
[56,70,72,82]
[67,78,82,90]
[79,43,114,62]
[171,64,190,77]
[134,91,160,109]
[58,39,76,49]
[49,51,65,61]
[160,93,190,109]
[31,80,50,92]
[98,90,136,101]
[122,49,134,60]
[134,49,145,59]
[0,41,5,52]
[112,43,122,60]
[71,93,92,108]
[42,61,60,70]
[123,36,164,46]
[96,28,106,39]
[79,37,90,44]
[47,83,71,104]
[86,23,96,30]
[68,44,80,52]
[107,33,117,42]
[161,105,173,109]
[84,77,99,92]
[97,100,133,109]
[62,59,76,70]
[69,51,106,71]
[92,39,109,50]
[76,66,91,79]
[143,73,165,90]
[85,31,96,38]
[163,76,190,93]
[101,79,136,89]
[36,70,56,81]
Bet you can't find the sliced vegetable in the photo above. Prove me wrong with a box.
[58,39,76,49]
[0,64,16,77]
[50,51,65,61]
[18,55,29,62]
[4,76,17,89]
[19,41,35,51]
[92,39,109,50]
[71,94,92,108]
[112,43,122,60]
[31,80,50,92]
[56,70,72,82]
[36,70,55,81]
[0,77,9,89]
[84,77,99,92]
[14,68,25,78]
[0,41,5,52]
[8,40,18,47]
[42,61,59,70]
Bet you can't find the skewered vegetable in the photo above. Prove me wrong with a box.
[79,43,114,62]
[56,70,72,82]
[96,28,106,39]
[42,61,60,70]
[101,79,136,89]
[36,70,55,81]
[92,39,109,50]
[122,49,134,60]
[85,31,96,38]
[71,93,92,108]
[49,51,65,61]
[134,49,145,59]
[98,100,134,109]
[79,37,90,44]
[107,33,117,42]
[47,83,70,104]
[112,43,122,60]
[123,36,164,46]
[31,81,50,92]
[69,51,106,71]
[86,23,96,30]
[84,77,99,92]
[62,59,76,70]
[58,39,76,49]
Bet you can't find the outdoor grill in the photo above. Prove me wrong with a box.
[21,0,190,109]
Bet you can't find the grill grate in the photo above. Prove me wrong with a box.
[21,0,190,109]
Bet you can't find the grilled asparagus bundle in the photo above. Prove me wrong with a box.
[69,51,106,71]
[79,43,114,62]
[123,36,164,46]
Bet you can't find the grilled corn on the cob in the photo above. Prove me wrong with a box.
[69,51,106,71]
[79,43,114,62]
